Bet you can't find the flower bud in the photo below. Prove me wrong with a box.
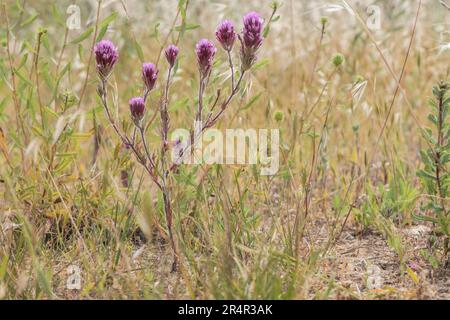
[332,53,345,67]
[142,62,158,92]
[273,110,284,122]
[165,44,179,67]
[129,97,145,122]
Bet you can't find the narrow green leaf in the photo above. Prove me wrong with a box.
[175,24,200,31]
[71,27,94,44]
[134,39,144,62]
[21,13,39,27]
[240,92,262,111]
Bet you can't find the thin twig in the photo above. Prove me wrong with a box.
[99,79,161,189]
[34,31,46,131]
[170,71,245,169]
[77,0,102,109]
[376,0,422,144]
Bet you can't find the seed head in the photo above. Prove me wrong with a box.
[332,53,345,67]
[273,110,284,122]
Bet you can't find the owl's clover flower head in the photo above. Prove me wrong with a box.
[216,20,236,52]
[129,97,145,122]
[165,44,179,67]
[94,40,119,79]
[240,12,264,71]
[196,39,217,77]
[142,63,158,92]
[242,12,264,50]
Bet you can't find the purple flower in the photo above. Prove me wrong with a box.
[165,44,179,67]
[242,12,264,49]
[142,63,158,91]
[129,97,145,121]
[216,20,236,51]
[195,39,217,76]
[240,12,264,70]
[94,40,119,79]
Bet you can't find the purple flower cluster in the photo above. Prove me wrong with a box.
[196,39,217,77]
[94,11,265,122]
[94,40,119,79]
[216,20,236,51]
[129,97,145,121]
[165,44,179,67]
[242,12,264,51]
[142,63,158,92]
[240,12,264,71]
